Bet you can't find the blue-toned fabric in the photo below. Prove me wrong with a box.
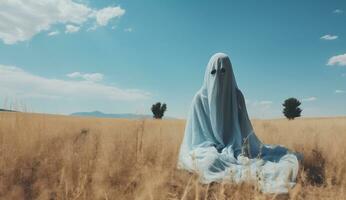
[178,53,300,194]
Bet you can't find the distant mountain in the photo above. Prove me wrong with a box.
[70,111,153,119]
[0,109,17,112]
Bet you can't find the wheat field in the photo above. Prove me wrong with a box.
[0,112,345,200]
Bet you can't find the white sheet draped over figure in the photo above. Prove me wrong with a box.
[178,53,301,194]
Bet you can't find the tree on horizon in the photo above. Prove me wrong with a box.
[151,102,167,119]
[282,98,302,120]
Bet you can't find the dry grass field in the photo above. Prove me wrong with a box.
[0,112,345,200]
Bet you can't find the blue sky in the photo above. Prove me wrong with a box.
[0,0,345,119]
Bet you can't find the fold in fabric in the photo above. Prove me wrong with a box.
[178,53,301,194]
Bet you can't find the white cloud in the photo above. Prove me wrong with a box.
[67,72,104,82]
[0,0,125,44]
[302,97,317,102]
[320,34,338,40]
[124,28,133,32]
[333,9,343,14]
[247,100,276,119]
[335,90,345,94]
[327,53,346,66]
[252,100,273,109]
[259,101,273,105]
[0,65,150,101]
[87,25,98,32]
[65,24,80,33]
[48,31,60,36]
[93,7,125,26]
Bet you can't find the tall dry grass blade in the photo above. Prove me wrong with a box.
[180,175,193,200]
[194,179,199,200]
[203,183,210,200]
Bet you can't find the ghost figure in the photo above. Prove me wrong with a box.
[178,53,300,194]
